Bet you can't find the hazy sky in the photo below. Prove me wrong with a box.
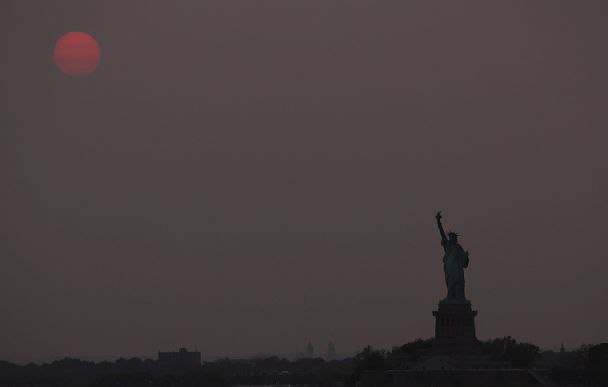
[1,1,607,363]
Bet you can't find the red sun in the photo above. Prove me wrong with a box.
[54,32,101,77]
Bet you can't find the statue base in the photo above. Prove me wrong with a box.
[431,301,481,355]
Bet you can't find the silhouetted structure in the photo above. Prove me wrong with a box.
[432,302,481,355]
[306,341,314,358]
[431,212,481,356]
[327,342,337,361]
[435,211,470,302]
[158,347,201,368]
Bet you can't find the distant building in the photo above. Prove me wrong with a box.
[158,347,201,368]
[327,342,336,361]
[305,342,314,358]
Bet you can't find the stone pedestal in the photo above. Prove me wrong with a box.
[431,301,481,355]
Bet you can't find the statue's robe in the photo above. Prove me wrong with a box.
[441,240,469,300]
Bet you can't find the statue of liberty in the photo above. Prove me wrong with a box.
[435,211,470,303]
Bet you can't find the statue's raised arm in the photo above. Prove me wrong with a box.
[436,211,447,244]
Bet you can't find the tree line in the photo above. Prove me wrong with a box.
[1,338,606,387]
